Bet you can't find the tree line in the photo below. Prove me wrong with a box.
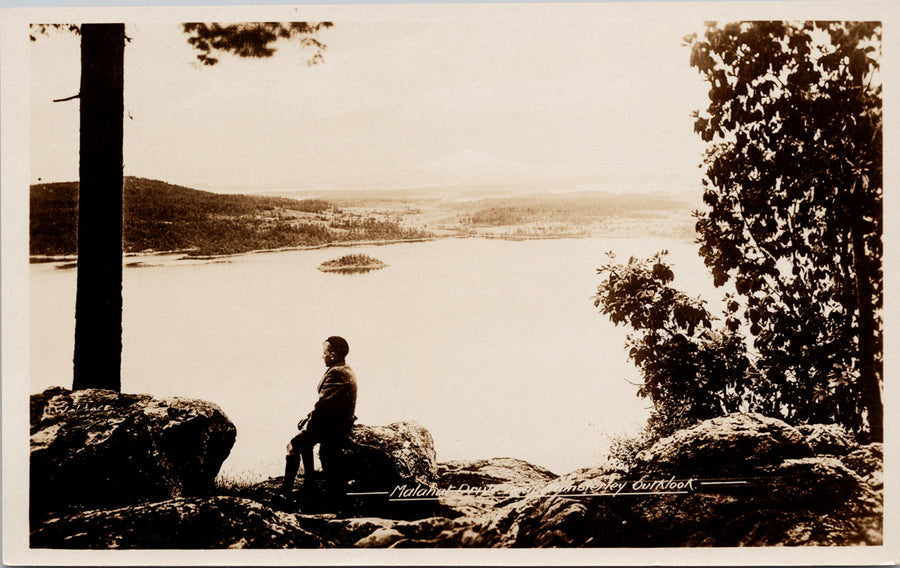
[30,177,428,257]
[460,192,688,227]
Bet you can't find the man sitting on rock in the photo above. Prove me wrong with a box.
[281,336,358,507]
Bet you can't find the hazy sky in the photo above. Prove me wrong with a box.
[29,5,710,193]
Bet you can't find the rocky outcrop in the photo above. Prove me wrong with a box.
[797,423,857,456]
[634,413,814,477]
[31,387,236,515]
[434,457,559,518]
[356,414,880,548]
[437,457,557,488]
[495,413,883,547]
[30,404,882,549]
[30,496,326,549]
[843,443,883,488]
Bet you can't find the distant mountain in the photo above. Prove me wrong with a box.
[30,177,426,257]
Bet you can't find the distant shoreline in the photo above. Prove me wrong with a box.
[30,177,696,262]
[28,232,696,265]
[28,237,439,264]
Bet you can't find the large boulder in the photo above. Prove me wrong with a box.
[30,496,326,549]
[635,412,814,477]
[763,457,867,510]
[229,421,439,518]
[31,387,236,515]
[322,421,438,491]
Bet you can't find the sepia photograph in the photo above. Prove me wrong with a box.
[1,0,896,564]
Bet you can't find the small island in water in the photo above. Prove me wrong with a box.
[318,253,387,274]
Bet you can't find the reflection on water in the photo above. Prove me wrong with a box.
[320,266,387,275]
[31,237,716,477]
[125,261,164,269]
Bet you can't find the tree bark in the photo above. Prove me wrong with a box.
[72,24,125,391]
[849,179,882,443]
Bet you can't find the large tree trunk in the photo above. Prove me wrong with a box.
[72,24,125,391]
[849,178,882,443]
[853,248,882,443]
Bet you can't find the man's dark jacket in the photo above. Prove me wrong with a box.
[303,363,357,441]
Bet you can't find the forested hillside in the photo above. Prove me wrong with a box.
[30,177,430,257]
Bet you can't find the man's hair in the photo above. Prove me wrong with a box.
[325,336,350,360]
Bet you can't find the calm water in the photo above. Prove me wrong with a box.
[30,237,720,478]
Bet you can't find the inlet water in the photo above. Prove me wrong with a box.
[30,237,720,478]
